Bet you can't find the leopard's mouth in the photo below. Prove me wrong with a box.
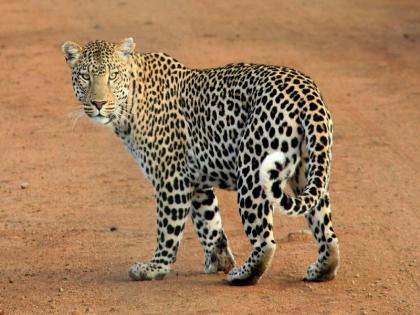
[91,113,115,125]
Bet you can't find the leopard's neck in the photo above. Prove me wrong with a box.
[112,52,192,185]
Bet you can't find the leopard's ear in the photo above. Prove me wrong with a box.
[62,41,82,67]
[116,37,136,60]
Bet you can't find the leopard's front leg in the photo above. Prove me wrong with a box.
[129,177,193,281]
[191,188,235,274]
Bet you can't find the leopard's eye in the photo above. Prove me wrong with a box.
[80,73,90,81]
[109,72,118,80]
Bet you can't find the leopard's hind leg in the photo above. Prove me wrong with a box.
[290,155,340,281]
[226,130,278,285]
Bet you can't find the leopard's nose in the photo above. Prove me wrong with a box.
[91,100,107,110]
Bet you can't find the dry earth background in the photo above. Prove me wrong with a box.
[0,0,419,314]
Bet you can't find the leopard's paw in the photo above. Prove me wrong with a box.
[225,245,275,286]
[128,262,170,281]
[304,245,339,282]
[204,246,235,274]
[226,265,259,286]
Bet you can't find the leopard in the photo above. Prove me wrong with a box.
[62,38,340,285]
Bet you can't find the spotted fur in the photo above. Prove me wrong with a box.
[62,38,340,285]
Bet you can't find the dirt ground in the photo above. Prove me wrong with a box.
[0,0,419,314]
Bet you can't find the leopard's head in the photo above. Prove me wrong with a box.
[62,38,135,125]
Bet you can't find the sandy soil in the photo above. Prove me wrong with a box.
[0,0,419,314]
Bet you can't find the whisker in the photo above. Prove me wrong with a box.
[71,111,85,131]
[65,105,89,131]
[66,108,83,119]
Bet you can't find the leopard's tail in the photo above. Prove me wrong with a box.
[260,111,332,216]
